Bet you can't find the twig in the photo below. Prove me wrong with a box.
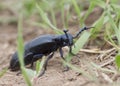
[100,58,115,67]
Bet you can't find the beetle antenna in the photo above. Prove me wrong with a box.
[63,29,71,46]
[63,29,69,40]
[73,26,94,39]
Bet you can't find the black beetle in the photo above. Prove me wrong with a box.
[9,26,93,77]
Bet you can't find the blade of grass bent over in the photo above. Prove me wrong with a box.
[63,31,92,79]
[36,3,62,34]
[17,14,32,86]
[66,31,91,63]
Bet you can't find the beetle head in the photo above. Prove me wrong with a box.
[9,52,20,71]
[61,30,73,47]
[54,30,73,47]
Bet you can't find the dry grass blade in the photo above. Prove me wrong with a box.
[101,72,113,83]
[97,48,116,61]
[91,62,116,74]
[80,48,116,54]
[100,58,115,67]
[80,48,104,54]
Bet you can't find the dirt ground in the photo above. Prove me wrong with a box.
[0,1,120,86]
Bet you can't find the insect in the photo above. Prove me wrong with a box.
[9,26,93,77]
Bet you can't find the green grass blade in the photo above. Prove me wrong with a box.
[107,5,120,70]
[17,14,24,67]
[66,31,91,62]
[91,0,106,9]
[41,0,57,27]
[71,0,81,17]
[36,3,62,34]
[83,1,95,21]
[91,13,104,37]
[91,62,116,73]
[71,0,83,25]
[17,14,32,86]
[107,8,120,49]
[62,60,95,81]
[105,27,118,49]
[23,0,35,17]
[0,68,8,78]
[21,67,33,86]
[36,56,46,75]
[50,9,57,27]
[29,21,49,29]
[118,21,120,46]
[115,54,120,70]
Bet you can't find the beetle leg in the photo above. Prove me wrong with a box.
[69,46,76,55]
[59,48,70,71]
[59,48,65,60]
[33,54,43,61]
[31,54,43,67]
[16,71,21,76]
[69,46,80,58]
[44,52,54,70]
[38,52,54,77]
[24,52,34,68]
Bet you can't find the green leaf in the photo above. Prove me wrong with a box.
[115,54,120,70]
